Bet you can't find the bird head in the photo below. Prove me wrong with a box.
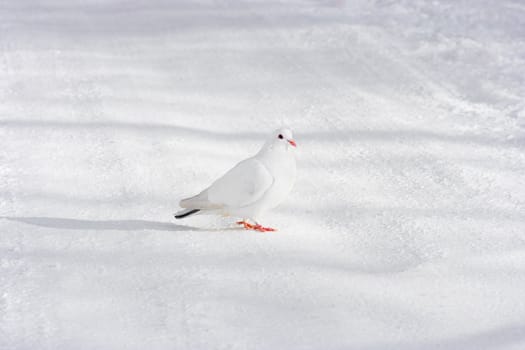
[273,128,297,149]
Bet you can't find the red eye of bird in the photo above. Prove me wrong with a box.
[278,134,283,139]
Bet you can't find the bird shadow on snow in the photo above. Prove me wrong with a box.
[1,216,230,232]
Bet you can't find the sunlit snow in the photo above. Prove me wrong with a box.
[1,1,525,349]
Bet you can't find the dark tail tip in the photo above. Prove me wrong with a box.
[174,209,200,219]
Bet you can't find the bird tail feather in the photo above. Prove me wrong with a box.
[179,190,221,210]
[174,208,201,219]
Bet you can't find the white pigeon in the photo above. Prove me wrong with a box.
[174,128,297,232]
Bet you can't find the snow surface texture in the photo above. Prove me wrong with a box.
[1,1,525,349]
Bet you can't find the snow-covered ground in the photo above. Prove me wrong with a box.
[2,1,525,349]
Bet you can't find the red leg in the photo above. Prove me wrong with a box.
[236,220,255,230]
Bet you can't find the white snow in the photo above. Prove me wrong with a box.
[1,0,525,349]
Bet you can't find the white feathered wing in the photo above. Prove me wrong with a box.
[177,158,274,216]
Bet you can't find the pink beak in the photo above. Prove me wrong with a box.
[288,140,297,147]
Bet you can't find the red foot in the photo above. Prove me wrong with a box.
[253,224,276,232]
[236,221,277,232]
